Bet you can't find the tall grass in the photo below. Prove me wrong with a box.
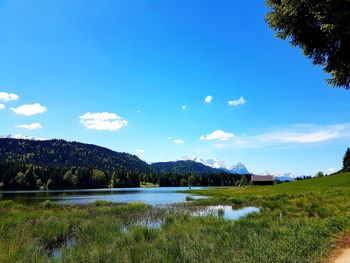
[2,173,350,262]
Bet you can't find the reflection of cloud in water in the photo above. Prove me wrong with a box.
[192,206,260,220]
[126,205,260,230]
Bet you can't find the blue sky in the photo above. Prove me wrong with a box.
[1,0,350,175]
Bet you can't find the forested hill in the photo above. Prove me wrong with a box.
[0,138,151,173]
[151,160,226,175]
[0,138,250,190]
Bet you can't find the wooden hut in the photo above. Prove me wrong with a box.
[251,175,275,185]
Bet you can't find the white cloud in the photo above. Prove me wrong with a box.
[200,130,234,141]
[136,149,145,153]
[228,96,246,106]
[174,139,185,144]
[0,104,5,110]
[212,123,350,149]
[17,122,43,130]
[182,105,187,110]
[204,95,213,104]
[0,92,19,102]
[11,103,46,116]
[79,112,128,131]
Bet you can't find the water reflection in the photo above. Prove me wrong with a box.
[192,205,260,220]
[0,187,206,206]
[132,205,260,229]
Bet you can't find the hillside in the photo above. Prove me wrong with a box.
[0,138,250,190]
[276,172,350,189]
[190,171,350,198]
[151,160,228,175]
[0,138,151,173]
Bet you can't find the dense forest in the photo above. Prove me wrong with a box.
[0,138,151,174]
[0,160,250,190]
[0,138,251,190]
[0,161,141,190]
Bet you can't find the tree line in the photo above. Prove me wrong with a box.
[0,161,250,190]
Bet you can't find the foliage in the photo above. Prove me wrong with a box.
[151,160,234,175]
[3,173,350,262]
[0,160,249,190]
[315,171,324,177]
[0,138,251,190]
[0,138,151,174]
[0,160,141,190]
[188,175,196,187]
[265,0,350,89]
[343,147,350,172]
[153,172,250,187]
[180,178,188,186]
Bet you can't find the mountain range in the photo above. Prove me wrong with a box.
[178,156,249,174]
[0,137,250,176]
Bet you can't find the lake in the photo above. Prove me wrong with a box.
[0,187,207,205]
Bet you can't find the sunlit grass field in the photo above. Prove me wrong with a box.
[1,173,350,262]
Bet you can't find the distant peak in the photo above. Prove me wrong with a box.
[178,155,249,174]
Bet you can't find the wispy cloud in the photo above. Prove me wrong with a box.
[11,103,46,116]
[17,122,43,130]
[213,123,350,149]
[204,95,213,104]
[0,92,19,102]
[0,104,4,110]
[136,149,145,153]
[228,96,246,106]
[255,130,339,144]
[200,130,234,141]
[80,112,128,131]
[174,139,185,144]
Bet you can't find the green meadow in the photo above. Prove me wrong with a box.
[2,173,350,262]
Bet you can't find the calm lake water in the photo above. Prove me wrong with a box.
[0,187,207,205]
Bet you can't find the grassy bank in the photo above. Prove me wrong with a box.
[1,173,350,262]
[141,182,159,188]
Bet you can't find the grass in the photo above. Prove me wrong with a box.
[141,182,159,188]
[1,173,350,262]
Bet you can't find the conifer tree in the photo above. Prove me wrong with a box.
[343,148,350,172]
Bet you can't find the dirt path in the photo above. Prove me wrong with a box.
[330,248,350,263]
[327,234,350,263]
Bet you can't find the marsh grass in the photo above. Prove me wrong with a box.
[2,173,350,262]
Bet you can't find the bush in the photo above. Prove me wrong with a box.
[41,200,56,209]
[0,200,18,208]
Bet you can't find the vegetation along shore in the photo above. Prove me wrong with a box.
[1,170,350,262]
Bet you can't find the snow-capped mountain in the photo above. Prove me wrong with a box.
[205,158,228,169]
[228,162,249,174]
[275,173,295,181]
[179,155,207,165]
[258,171,295,181]
[178,156,249,174]
[0,134,45,141]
